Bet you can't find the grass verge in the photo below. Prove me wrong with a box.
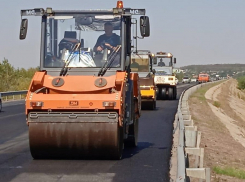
[189,79,245,181]
[190,81,225,102]
[213,166,245,179]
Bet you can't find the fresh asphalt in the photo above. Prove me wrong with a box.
[0,83,193,182]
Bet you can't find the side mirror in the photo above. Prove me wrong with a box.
[174,58,176,64]
[153,57,157,64]
[19,19,28,40]
[140,16,150,37]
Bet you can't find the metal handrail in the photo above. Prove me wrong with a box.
[176,87,188,182]
[0,90,28,101]
[1,90,28,97]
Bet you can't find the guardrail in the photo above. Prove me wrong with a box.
[175,82,216,182]
[1,90,28,101]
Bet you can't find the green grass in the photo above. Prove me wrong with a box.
[213,166,245,179]
[190,81,225,101]
[237,76,245,90]
[213,101,221,108]
[190,87,208,101]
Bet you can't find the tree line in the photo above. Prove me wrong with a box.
[181,64,245,73]
[1,58,244,91]
[0,58,38,92]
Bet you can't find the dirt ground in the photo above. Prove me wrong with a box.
[189,79,245,182]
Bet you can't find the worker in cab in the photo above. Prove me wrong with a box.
[93,22,121,67]
[131,59,140,69]
[93,22,120,52]
[158,58,165,66]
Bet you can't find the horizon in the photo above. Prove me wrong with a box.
[1,0,245,69]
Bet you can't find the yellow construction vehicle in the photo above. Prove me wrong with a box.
[131,50,156,110]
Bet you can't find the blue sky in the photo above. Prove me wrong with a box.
[0,0,245,68]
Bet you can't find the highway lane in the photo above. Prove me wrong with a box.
[0,101,25,144]
[0,84,192,182]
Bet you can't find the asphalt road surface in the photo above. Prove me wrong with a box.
[0,84,193,182]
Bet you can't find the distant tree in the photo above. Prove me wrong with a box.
[0,58,16,91]
[0,58,38,92]
[176,72,184,81]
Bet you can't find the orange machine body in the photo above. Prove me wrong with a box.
[20,2,149,159]
[25,71,141,127]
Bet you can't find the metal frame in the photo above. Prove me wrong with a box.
[0,91,27,102]
[20,8,146,76]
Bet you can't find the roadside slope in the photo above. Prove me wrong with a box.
[189,79,245,182]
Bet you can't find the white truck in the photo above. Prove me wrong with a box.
[182,76,190,83]
[153,52,177,100]
[190,78,197,83]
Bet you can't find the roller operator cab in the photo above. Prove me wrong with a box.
[153,52,177,100]
[19,1,150,159]
[131,50,156,110]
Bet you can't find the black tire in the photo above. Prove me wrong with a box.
[156,87,160,100]
[148,101,155,110]
[161,88,167,100]
[0,100,2,112]
[173,87,177,100]
[125,87,138,147]
[112,126,124,159]
[125,118,139,147]
[168,87,174,100]
[153,100,156,110]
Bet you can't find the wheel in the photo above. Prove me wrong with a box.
[173,87,177,100]
[0,100,2,112]
[161,88,167,100]
[29,122,123,160]
[125,118,139,147]
[112,126,124,159]
[153,100,156,110]
[148,101,155,110]
[168,87,174,100]
[156,87,160,100]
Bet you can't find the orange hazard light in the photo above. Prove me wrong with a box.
[117,1,123,8]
